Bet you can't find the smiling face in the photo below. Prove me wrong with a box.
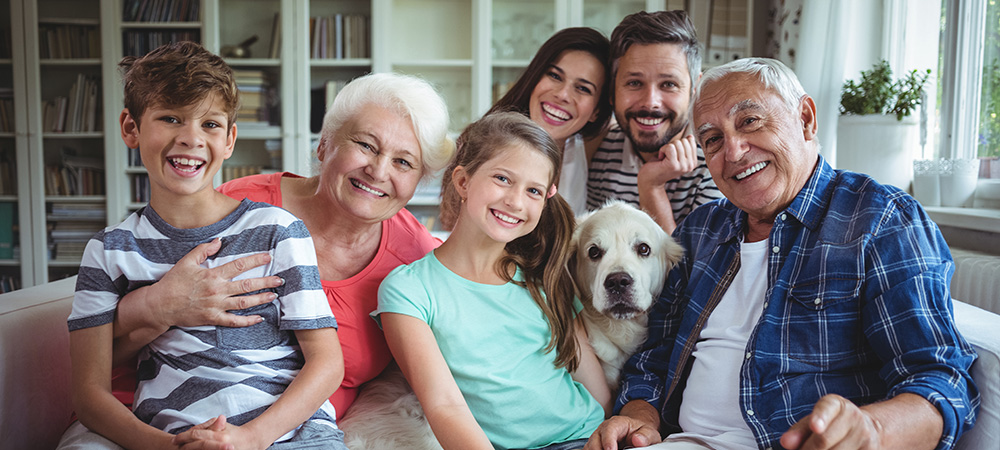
[572,200,683,320]
[528,50,605,145]
[122,93,236,203]
[453,142,555,244]
[693,73,818,229]
[613,43,693,154]
[317,104,424,224]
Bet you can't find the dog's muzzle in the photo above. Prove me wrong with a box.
[604,272,633,295]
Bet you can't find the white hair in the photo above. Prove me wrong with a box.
[694,57,807,111]
[321,72,455,177]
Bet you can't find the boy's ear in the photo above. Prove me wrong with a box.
[223,123,237,160]
[120,109,140,149]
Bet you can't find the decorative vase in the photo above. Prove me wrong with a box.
[836,114,919,191]
[939,158,981,207]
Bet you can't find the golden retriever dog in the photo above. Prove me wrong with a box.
[339,200,683,449]
[571,200,684,393]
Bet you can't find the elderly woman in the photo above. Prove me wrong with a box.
[58,72,453,449]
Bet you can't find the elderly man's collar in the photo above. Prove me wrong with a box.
[779,154,832,231]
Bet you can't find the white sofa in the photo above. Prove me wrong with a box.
[1,277,998,449]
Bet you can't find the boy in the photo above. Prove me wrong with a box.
[66,42,347,449]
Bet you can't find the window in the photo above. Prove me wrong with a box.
[938,0,999,180]
[977,0,1000,177]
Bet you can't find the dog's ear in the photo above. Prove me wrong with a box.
[660,235,685,271]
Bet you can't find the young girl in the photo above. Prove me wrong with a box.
[375,112,609,450]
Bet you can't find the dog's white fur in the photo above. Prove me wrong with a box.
[339,200,682,449]
[571,200,684,392]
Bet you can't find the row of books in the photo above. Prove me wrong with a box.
[0,88,13,132]
[49,201,106,221]
[310,79,347,133]
[42,74,101,133]
[39,22,101,59]
[123,0,200,23]
[128,147,142,168]
[222,165,273,183]
[47,200,104,261]
[123,30,200,57]
[132,173,149,203]
[0,275,20,294]
[309,14,370,59]
[0,201,16,260]
[234,69,277,127]
[0,152,15,195]
[44,151,106,196]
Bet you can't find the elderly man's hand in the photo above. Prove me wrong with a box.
[584,415,661,450]
[780,394,882,450]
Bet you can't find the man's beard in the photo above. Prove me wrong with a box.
[621,108,689,155]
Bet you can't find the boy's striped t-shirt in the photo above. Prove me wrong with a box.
[68,199,338,439]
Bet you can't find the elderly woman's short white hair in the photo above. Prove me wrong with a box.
[694,57,807,111]
[321,72,454,177]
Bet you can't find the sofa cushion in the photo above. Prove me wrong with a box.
[953,299,1000,449]
[0,277,76,449]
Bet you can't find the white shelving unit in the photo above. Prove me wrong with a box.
[3,0,754,290]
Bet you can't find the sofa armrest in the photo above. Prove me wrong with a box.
[953,299,1000,449]
[0,277,77,449]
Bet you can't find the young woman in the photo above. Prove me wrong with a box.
[442,27,611,226]
[376,112,610,450]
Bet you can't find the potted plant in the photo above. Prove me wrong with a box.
[837,60,931,190]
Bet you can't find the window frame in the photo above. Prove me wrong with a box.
[937,0,987,160]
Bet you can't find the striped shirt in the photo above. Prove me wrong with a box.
[69,199,339,439]
[617,156,979,449]
[586,126,722,218]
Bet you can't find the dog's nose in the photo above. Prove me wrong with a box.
[604,272,633,293]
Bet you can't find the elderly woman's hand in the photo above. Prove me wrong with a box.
[113,238,285,364]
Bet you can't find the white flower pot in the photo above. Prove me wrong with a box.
[836,114,919,191]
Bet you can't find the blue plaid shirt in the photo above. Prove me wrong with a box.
[616,156,979,449]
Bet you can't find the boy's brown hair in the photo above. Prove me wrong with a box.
[119,41,239,129]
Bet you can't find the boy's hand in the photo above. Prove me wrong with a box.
[149,238,284,329]
[173,415,267,450]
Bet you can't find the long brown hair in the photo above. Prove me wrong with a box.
[488,27,611,140]
[445,112,581,371]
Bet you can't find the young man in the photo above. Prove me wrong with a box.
[586,10,722,234]
[65,42,347,450]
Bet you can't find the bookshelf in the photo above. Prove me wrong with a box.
[3,0,755,291]
[0,0,18,293]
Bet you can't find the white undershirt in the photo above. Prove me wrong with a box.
[560,133,589,215]
[674,237,769,450]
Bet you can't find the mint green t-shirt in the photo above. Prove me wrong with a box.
[374,250,604,450]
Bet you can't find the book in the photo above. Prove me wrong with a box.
[0,202,13,259]
[268,12,280,58]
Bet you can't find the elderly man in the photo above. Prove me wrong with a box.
[586,58,978,450]
[586,10,722,233]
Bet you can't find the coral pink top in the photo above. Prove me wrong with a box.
[217,172,440,419]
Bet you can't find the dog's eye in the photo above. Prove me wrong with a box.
[587,245,604,260]
[636,243,651,257]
